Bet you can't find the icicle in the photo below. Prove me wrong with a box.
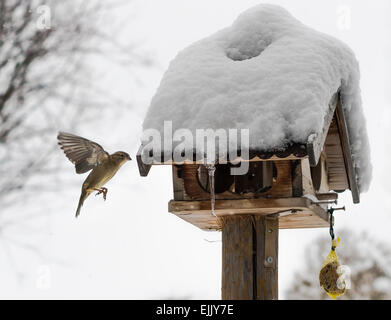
[205,163,216,217]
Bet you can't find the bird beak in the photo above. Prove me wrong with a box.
[127,155,132,161]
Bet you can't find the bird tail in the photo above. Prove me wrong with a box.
[75,190,90,218]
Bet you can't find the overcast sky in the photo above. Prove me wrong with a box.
[1,0,390,299]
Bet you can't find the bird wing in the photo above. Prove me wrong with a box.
[57,132,109,174]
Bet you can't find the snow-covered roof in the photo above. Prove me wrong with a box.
[142,4,371,193]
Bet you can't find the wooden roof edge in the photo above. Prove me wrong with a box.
[136,144,308,176]
[136,144,152,177]
[306,92,339,167]
[306,91,360,203]
[335,98,360,204]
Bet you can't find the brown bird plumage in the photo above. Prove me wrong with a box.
[57,132,131,217]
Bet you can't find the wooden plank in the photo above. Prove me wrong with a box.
[182,164,208,199]
[136,145,152,177]
[169,197,309,214]
[307,93,338,167]
[221,216,254,299]
[279,211,327,229]
[310,152,330,193]
[171,209,328,230]
[335,101,360,203]
[172,166,185,200]
[315,192,338,201]
[258,216,278,299]
[221,215,278,300]
[301,158,315,195]
[324,117,349,191]
[264,161,292,198]
[291,160,303,197]
[168,197,329,230]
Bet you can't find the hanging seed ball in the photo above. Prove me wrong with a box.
[319,261,345,295]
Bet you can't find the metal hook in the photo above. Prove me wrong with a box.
[327,206,345,246]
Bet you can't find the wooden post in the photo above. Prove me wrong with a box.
[221,215,278,300]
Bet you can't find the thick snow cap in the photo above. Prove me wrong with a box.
[143,4,371,192]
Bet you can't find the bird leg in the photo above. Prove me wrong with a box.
[94,187,108,201]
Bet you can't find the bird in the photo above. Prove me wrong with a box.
[57,132,131,217]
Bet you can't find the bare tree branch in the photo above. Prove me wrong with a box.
[0,0,153,272]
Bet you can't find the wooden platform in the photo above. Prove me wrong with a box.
[168,197,329,231]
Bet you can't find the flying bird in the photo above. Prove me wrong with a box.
[57,132,131,217]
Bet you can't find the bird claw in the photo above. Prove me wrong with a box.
[94,187,108,201]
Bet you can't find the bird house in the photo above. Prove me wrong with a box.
[137,5,371,300]
[137,92,360,231]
